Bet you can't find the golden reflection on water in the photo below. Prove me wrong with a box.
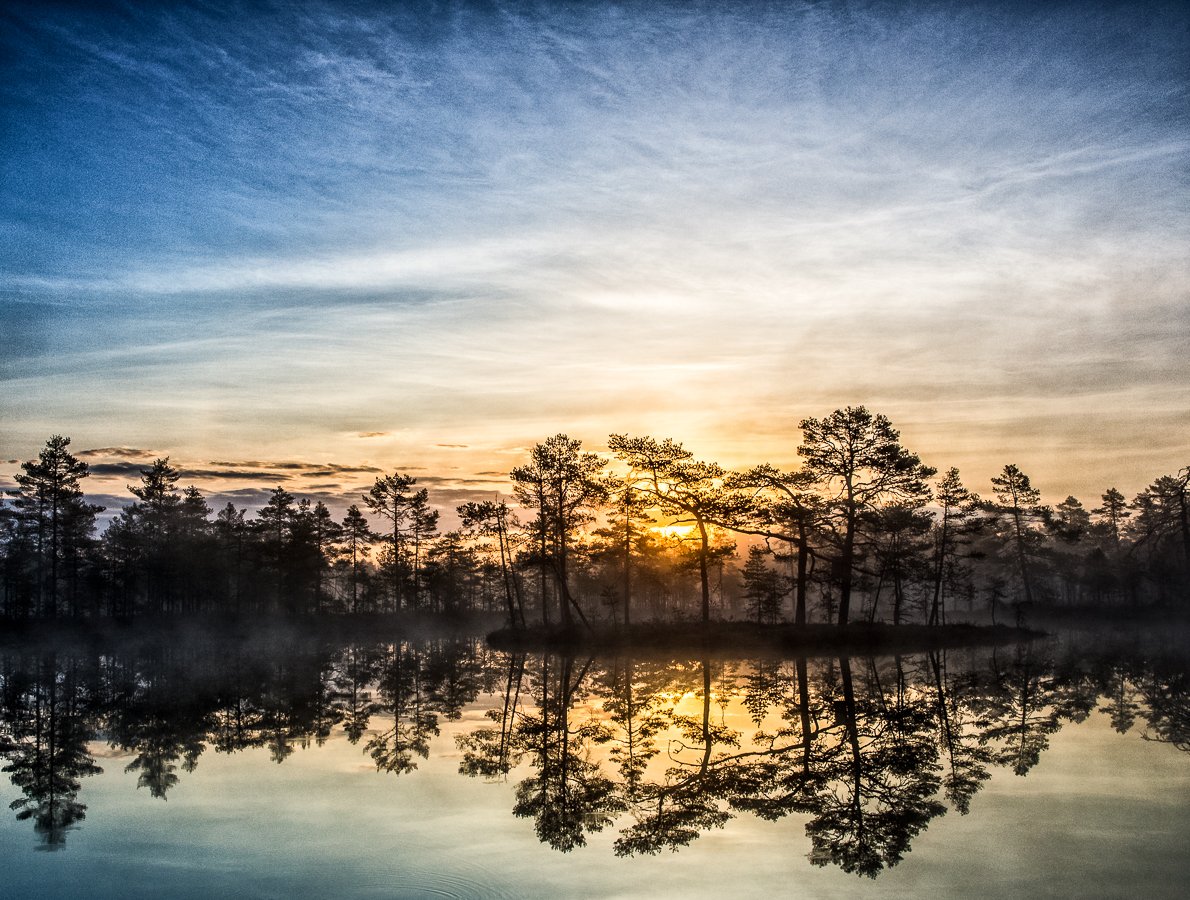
[2,634,1188,899]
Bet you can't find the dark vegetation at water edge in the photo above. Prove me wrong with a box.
[0,609,506,656]
[3,407,1188,631]
[487,621,1041,655]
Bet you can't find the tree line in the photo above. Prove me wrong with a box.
[2,407,1188,625]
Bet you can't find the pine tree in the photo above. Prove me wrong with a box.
[9,436,101,618]
[256,487,298,610]
[989,464,1044,606]
[1092,487,1128,553]
[796,408,934,626]
[512,435,608,630]
[365,473,418,611]
[340,505,373,613]
[742,545,782,625]
[929,468,981,625]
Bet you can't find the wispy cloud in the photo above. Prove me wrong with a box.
[1,1,1186,499]
[179,469,294,481]
[78,447,158,459]
[207,461,385,474]
[86,462,157,478]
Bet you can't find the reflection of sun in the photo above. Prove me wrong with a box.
[653,524,694,539]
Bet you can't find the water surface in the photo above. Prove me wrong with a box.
[2,628,1187,899]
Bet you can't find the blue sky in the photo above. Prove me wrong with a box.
[2,0,1187,512]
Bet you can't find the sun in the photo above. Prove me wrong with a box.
[652,523,695,539]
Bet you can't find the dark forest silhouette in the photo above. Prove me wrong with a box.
[3,408,1189,626]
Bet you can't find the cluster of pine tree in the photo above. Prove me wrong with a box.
[2,407,1187,625]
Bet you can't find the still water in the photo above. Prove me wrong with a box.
[2,626,1187,899]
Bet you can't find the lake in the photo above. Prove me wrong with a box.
[2,623,1187,899]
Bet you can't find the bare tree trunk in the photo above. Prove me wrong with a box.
[697,520,711,625]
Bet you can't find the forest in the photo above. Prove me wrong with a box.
[2,407,1188,627]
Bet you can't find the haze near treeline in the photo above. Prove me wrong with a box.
[1,1,1187,507]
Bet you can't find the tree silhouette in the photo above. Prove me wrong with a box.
[607,435,741,625]
[365,473,419,611]
[407,489,439,608]
[988,465,1045,609]
[302,500,342,614]
[213,502,247,611]
[728,465,827,626]
[459,500,526,629]
[742,545,783,625]
[796,408,934,626]
[111,457,193,614]
[1092,487,1129,555]
[337,505,373,613]
[8,436,101,618]
[867,501,933,625]
[592,481,657,629]
[2,654,102,847]
[256,487,298,612]
[928,469,981,626]
[511,436,608,631]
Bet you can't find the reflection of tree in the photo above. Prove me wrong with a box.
[103,647,214,799]
[921,651,990,814]
[975,645,1095,776]
[511,655,624,851]
[733,657,947,877]
[1,654,102,847]
[209,685,267,756]
[0,635,503,843]
[4,632,1185,865]
[729,658,830,823]
[801,658,946,877]
[257,651,342,764]
[1100,663,1141,735]
[456,649,1043,871]
[331,645,381,744]
[613,659,739,855]
[741,658,788,727]
[109,694,207,799]
[366,643,439,775]
[423,639,484,722]
[458,652,527,778]
[1137,661,1190,752]
[594,658,669,799]
[120,735,197,798]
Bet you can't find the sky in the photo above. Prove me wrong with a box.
[2,0,1187,519]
